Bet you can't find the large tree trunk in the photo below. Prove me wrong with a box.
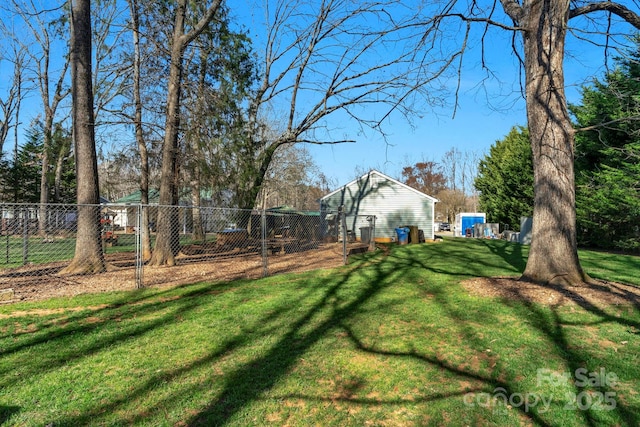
[60,0,105,275]
[520,0,590,285]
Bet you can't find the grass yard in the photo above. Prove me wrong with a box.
[0,233,201,269]
[0,238,638,426]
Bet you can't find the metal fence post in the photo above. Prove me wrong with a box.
[135,204,143,288]
[369,215,377,252]
[4,218,8,264]
[261,209,268,277]
[22,208,29,265]
[340,205,347,265]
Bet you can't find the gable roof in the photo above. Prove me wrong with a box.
[267,205,320,216]
[320,169,439,202]
[111,188,216,205]
[112,189,161,204]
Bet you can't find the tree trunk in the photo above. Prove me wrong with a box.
[148,0,188,267]
[53,133,71,202]
[128,0,152,262]
[38,111,55,235]
[520,0,590,285]
[191,183,205,242]
[148,0,223,266]
[235,143,282,210]
[60,0,105,275]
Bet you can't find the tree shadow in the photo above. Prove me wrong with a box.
[408,244,638,425]
[0,282,240,389]
[479,238,527,272]
[2,240,638,426]
[186,259,391,425]
[181,242,561,426]
[506,290,639,426]
[0,406,20,424]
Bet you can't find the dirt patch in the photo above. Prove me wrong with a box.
[0,243,353,304]
[461,276,640,309]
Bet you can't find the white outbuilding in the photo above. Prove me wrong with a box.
[319,170,438,242]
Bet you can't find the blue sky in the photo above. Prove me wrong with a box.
[1,0,634,190]
[302,32,626,186]
[234,0,629,187]
[303,91,528,185]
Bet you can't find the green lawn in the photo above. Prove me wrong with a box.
[0,238,638,426]
[0,233,201,268]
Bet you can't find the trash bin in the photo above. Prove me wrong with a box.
[360,226,371,245]
[395,227,409,245]
[407,225,419,244]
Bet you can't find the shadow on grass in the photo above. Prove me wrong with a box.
[184,241,539,426]
[185,240,637,426]
[0,283,233,372]
[424,240,639,426]
[186,258,392,425]
[479,238,528,273]
[395,242,637,426]
[3,239,638,426]
[0,406,20,424]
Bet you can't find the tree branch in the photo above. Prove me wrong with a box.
[499,0,526,24]
[570,2,640,29]
[181,0,224,47]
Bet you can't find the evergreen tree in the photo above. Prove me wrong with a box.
[570,43,640,252]
[0,122,76,204]
[1,124,44,203]
[474,126,534,231]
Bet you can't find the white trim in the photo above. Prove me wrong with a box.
[320,169,439,202]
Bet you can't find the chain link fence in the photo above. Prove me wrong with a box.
[0,203,375,301]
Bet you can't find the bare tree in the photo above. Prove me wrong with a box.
[60,0,105,274]
[0,45,29,156]
[237,0,456,210]
[51,122,72,202]
[462,149,482,211]
[441,147,461,193]
[257,145,325,210]
[413,0,640,285]
[8,0,71,234]
[126,0,153,261]
[148,0,224,266]
[435,188,468,224]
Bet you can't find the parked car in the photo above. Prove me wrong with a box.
[439,222,450,232]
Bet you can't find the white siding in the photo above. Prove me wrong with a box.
[320,170,436,240]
